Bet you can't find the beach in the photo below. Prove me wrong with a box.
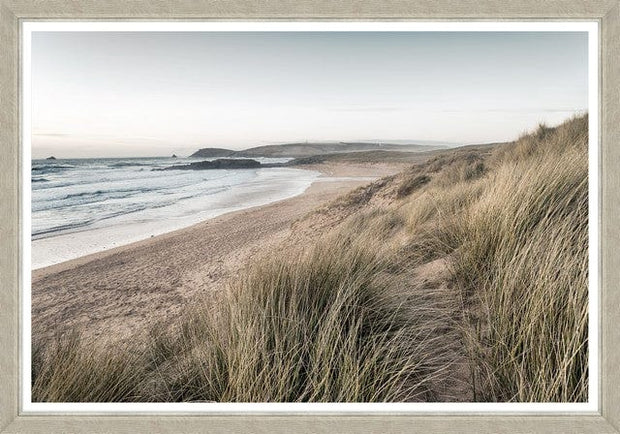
[31,158,321,269]
[31,162,404,345]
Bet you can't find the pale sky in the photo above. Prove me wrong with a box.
[31,31,588,158]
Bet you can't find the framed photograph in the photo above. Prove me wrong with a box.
[1,1,619,433]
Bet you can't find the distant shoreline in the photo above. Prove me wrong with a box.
[30,140,451,161]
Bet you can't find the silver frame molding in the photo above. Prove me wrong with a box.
[1,1,618,432]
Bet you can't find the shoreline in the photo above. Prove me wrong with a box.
[32,166,320,270]
[32,162,405,344]
[32,162,397,275]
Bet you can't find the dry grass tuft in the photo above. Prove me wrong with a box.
[396,175,431,198]
[32,332,147,402]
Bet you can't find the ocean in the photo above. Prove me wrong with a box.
[31,157,319,269]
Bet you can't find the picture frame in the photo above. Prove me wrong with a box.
[1,1,618,432]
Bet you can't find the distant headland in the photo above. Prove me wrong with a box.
[190,141,444,159]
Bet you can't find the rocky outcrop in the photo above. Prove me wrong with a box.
[190,148,235,158]
[161,158,265,171]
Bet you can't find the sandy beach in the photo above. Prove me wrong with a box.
[32,162,405,345]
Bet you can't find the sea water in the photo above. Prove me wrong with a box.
[31,157,319,269]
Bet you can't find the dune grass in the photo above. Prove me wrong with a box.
[32,331,147,402]
[392,115,589,401]
[32,115,589,403]
[452,120,589,402]
[157,233,459,402]
[32,228,460,402]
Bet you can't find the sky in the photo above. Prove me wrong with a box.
[31,31,589,158]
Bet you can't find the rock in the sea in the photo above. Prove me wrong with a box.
[161,158,263,171]
[171,154,178,158]
[46,156,56,160]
